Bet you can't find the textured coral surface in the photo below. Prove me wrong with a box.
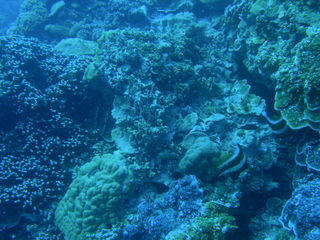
[1,0,320,240]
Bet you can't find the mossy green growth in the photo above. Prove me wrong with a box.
[167,202,237,240]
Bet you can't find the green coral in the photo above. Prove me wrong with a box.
[230,0,320,131]
[85,27,198,156]
[55,152,129,240]
[14,0,48,36]
[167,202,237,240]
[274,32,320,130]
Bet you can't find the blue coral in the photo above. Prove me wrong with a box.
[0,35,102,237]
[122,175,203,240]
[279,177,320,239]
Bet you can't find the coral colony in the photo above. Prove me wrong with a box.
[0,0,320,239]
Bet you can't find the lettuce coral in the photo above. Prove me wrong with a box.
[228,0,320,131]
[274,31,320,130]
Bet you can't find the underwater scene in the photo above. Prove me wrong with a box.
[1,0,320,239]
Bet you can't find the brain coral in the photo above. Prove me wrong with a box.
[55,152,129,240]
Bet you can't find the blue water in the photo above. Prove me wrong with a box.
[0,0,22,33]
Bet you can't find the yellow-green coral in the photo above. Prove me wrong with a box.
[274,31,320,130]
[167,202,237,240]
[237,0,320,131]
[55,152,129,240]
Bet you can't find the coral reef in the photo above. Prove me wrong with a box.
[295,139,320,172]
[2,0,320,239]
[225,0,320,130]
[166,201,237,240]
[249,197,294,240]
